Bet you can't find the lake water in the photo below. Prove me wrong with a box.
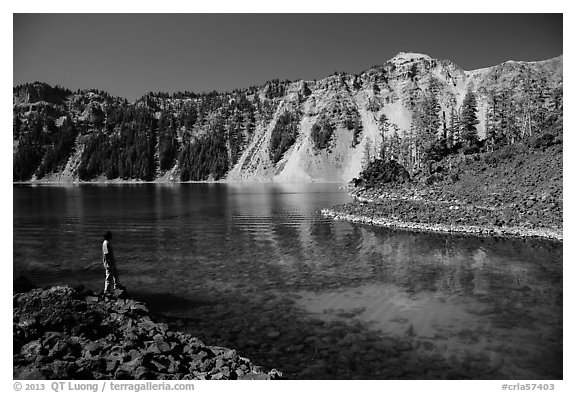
[13,183,562,379]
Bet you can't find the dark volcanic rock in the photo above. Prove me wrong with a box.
[13,284,281,380]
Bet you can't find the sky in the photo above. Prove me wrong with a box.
[13,13,563,102]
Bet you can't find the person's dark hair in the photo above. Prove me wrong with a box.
[104,231,113,241]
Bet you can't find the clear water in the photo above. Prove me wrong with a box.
[13,183,562,379]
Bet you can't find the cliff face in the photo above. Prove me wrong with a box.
[13,53,563,183]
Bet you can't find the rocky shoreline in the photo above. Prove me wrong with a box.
[322,208,562,241]
[330,137,563,242]
[13,282,282,380]
[323,187,562,242]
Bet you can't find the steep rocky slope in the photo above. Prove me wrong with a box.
[13,52,562,183]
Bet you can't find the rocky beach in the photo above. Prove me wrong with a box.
[13,280,282,380]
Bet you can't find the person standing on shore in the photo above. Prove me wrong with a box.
[102,231,121,294]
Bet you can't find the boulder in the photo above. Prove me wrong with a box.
[46,360,77,379]
[20,340,46,361]
[13,365,46,380]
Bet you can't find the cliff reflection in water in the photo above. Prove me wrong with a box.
[294,223,562,380]
[13,184,562,379]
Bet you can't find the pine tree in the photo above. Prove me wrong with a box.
[485,94,500,152]
[405,125,417,173]
[361,138,373,170]
[379,134,389,161]
[519,68,535,139]
[447,104,460,149]
[408,120,421,171]
[495,87,518,146]
[411,85,442,167]
[389,128,401,162]
[460,91,480,153]
[544,86,563,133]
[352,122,362,147]
[377,113,389,155]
